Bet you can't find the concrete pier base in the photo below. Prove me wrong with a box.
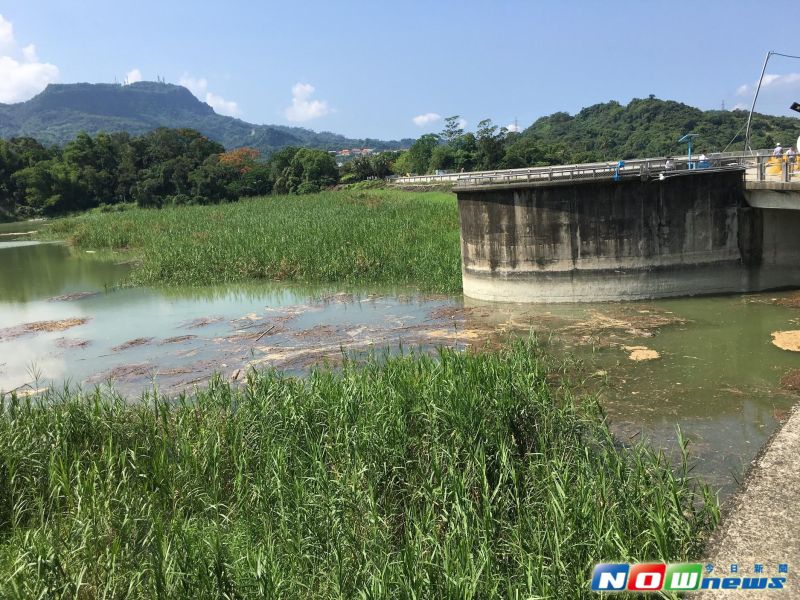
[456,170,800,303]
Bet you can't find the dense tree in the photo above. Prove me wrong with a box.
[340,152,398,183]
[393,97,800,176]
[273,148,339,194]
[393,134,439,175]
[0,130,347,220]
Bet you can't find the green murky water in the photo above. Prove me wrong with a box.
[462,296,800,496]
[1,220,799,499]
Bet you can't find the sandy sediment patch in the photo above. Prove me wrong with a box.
[55,337,91,349]
[426,305,479,322]
[181,316,224,329]
[423,327,486,341]
[563,308,686,338]
[0,317,90,341]
[112,337,154,352]
[293,324,339,339]
[771,330,800,352]
[622,345,661,361]
[774,293,800,309]
[160,335,198,345]
[47,291,99,302]
[780,370,800,392]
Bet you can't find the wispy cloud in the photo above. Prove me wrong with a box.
[412,112,441,127]
[0,14,13,49]
[736,72,800,97]
[505,122,520,133]
[0,14,59,103]
[179,74,241,117]
[125,68,142,85]
[284,82,331,123]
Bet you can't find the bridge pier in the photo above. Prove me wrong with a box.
[455,168,800,302]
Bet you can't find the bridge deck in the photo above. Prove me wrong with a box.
[392,150,800,190]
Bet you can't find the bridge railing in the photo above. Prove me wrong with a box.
[389,149,796,187]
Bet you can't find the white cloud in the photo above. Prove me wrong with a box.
[412,112,441,127]
[456,117,468,130]
[0,14,14,49]
[206,91,240,118]
[737,73,800,97]
[179,73,241,117]
[505,122,520,133]
[732,71,800,116]
[284,82,330,122]
[0,15,58,103]
[22,43,37,62]
[762,72,800,88]
[125,68,142,84]
[179,74,207,97]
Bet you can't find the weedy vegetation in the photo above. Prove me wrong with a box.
[46,188,462,294]
[0,339,718,599]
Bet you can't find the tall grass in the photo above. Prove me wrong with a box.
[0,339,718,598]
[46,189,462,293]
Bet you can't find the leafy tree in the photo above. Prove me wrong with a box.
[402,134,439,174]
[441,116,464,145]
[475,119,506,170]
[274,148,339,194]
[340,152,397,183]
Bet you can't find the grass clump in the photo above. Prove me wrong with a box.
[0,339,717,598]
[46,188,462,294]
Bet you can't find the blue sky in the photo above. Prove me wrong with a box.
[1,1,799,140]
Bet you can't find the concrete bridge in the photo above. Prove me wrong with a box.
[395,151,800,302]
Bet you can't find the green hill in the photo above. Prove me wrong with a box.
[0,82,412,154]
[512,96,800,163]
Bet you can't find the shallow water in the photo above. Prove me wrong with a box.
[2,222,799,499]
[461,296,800,497]
[0,228,464,397]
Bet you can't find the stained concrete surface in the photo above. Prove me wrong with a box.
[697,405,800,598]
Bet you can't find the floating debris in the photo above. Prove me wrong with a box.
[774,293,800,309]
[55,338,91,349]
[47,291,99,302]
[181,316,224,329]
[0,317,90,341]
[112,337,154,352]
[779,370,800,392]
[623,345,661,361]
[771,330,800,352]
[160,335,198,345]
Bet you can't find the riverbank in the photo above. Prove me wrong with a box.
[45,188,462,294]
[0,338,718,599]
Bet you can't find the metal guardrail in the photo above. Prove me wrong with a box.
[390,149,798,187]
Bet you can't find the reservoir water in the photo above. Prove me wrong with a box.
[2,221,799,499]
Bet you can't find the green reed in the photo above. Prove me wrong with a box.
[45,189,462,293]
[0,339,718,599]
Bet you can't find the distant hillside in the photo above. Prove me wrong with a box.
[514,97,800,162]
[0,82,412,154]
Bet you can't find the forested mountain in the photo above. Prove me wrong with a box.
[397,97,800,174]
[0,82,412,154]
[512,96,800,163]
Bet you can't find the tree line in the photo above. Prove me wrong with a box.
[2,97,798,220]
[0,129,341,220]
[387,97,800,176]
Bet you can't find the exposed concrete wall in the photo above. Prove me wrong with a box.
[457,170,800,302]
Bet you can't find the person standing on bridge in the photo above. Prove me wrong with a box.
[787,147,796,173]
[773,143,783,157]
